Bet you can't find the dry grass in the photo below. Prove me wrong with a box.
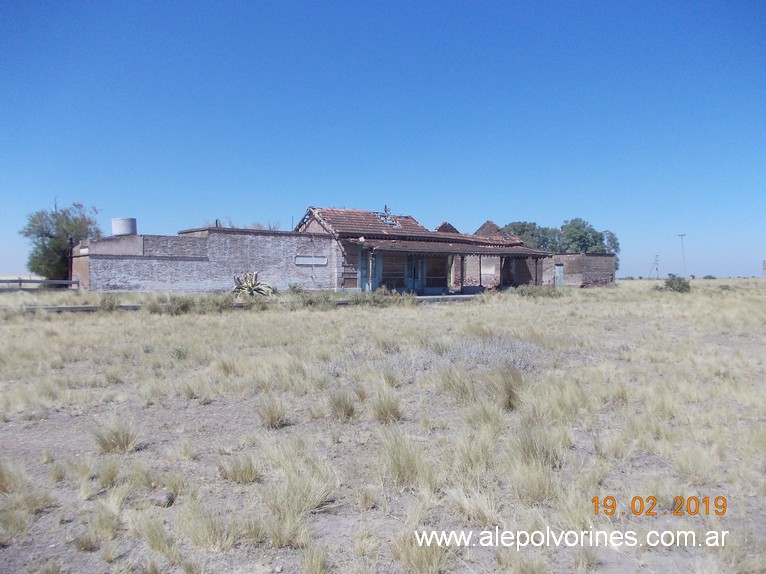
[217,455,261,484]
[258,395,287,428]
[327,388,356,422]
[302,544,333,574]
[392,529,452,574]
[0,459,55,539]
[370,384,403,423]
[261,436,338,548]
[380,427,428,489]
[177,495,236,552]
[93,414,140,454]
[0,279,764,572]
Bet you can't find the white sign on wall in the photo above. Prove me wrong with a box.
[294,255,328,266]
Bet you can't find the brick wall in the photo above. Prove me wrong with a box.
[511,258,538,286]
[144,235,207,258]
[80,230,337,292]
[206,231,336,291]
[462,256,501,287]
[542,253,615,287]
[581,254,616,286]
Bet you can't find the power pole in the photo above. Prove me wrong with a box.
[649,255,659,279]
[678,234,686,277]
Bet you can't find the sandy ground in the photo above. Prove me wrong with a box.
[1,280,764,573]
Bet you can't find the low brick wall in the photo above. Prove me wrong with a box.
[542,253,615,287]
[77,230,337,292]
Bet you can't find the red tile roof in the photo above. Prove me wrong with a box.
[436,222,460,233]
[474,220,504,237]
[301,207,430,236]
[296,207,534,251]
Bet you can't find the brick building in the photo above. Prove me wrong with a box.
[72,207,612,293]
[542,253,616,287]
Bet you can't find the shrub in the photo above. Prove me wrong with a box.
[703,275,716,280]
[146,299,164,314]
[98,293,120,312]
[167,296,195,315]
[349,288,417,307]
[663,274,691,293]
[198,293,235,313]
[147,295,196,315]
[299,291,335,309]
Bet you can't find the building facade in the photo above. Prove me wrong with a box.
[541,253,617,287]
[73,207,593,293]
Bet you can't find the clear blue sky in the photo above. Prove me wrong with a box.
[2,1,764,278]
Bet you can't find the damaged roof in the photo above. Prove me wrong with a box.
[474,220,507,238]
[347,238,550,257]
[296,207,536,252]
[298,207,430,236]
[435,222,460,234]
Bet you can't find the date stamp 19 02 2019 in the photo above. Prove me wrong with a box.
[592,496,727,517]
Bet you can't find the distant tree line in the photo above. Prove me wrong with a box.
[502,218,620,268]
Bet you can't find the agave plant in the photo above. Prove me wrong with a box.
[233,272,274,297]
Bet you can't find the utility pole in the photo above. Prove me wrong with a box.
[649,255,659,280]
[678,234,686,278]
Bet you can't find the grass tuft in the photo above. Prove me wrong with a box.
[392,529,451,574]
[380,428,427,489]
[259,395,287,429]
[177,495,235,552]
[370,385,403,424]
[217,455,261,484]
[327,389,356,422]
[93,415,140,454]
[302,544,333,574]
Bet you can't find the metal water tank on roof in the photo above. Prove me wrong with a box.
[112,218,137,236]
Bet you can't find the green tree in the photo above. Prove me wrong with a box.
[502,221,539,246]
[560,218,605,254]
[19,202,101,279]
[535,226,563,252]
[501,217,620,269]
[603,230,621,269]
[502,222,562,251]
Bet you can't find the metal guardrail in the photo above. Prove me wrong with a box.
[0,278,80,289]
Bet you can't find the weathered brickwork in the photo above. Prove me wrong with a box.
[542,253,615,287]
[143,236,207,258]
[462,256,500,287]
[77,229,337,292]
[508,258,539,286]
[205,231,337,290]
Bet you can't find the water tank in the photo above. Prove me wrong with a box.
[112,218,137,236]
